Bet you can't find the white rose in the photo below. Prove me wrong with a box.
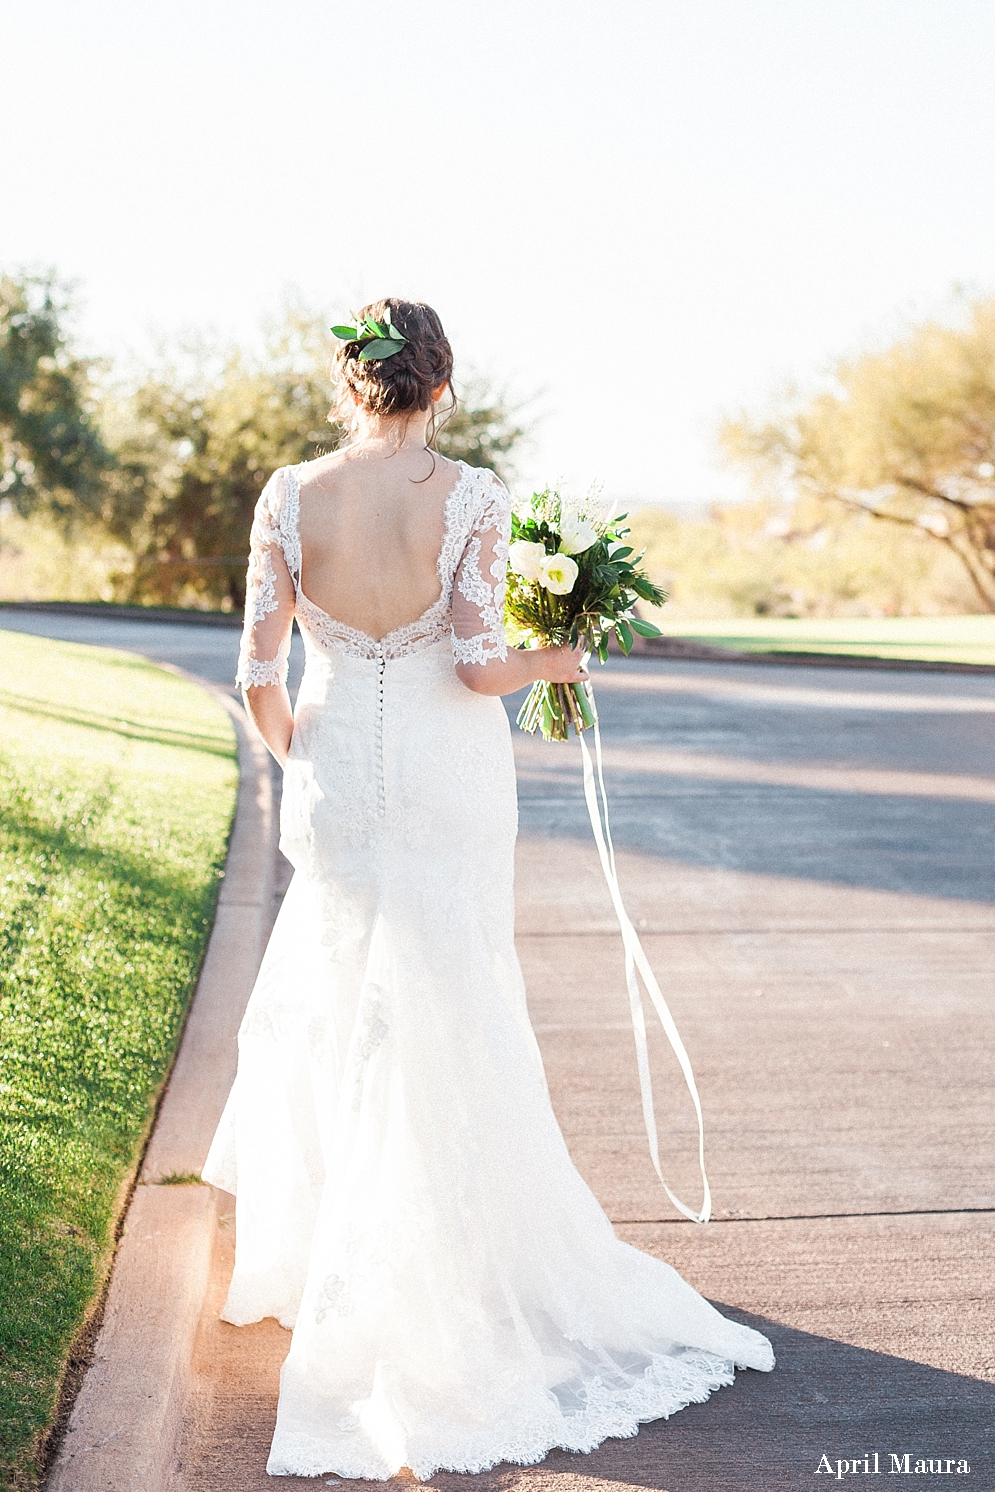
[558,515,599,555]
[508,540,548,580]
[537,552,579,595]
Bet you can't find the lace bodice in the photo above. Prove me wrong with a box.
[235,460,511,687]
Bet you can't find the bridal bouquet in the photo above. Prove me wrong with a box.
[505,486,668,740]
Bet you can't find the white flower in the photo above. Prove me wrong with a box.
[508,540,548,580]
[537,553,579,595]
[558,515,599,555]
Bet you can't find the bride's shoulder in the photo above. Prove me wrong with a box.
[464,463,512,523]
[252,463,296,524]
[294,449,352,495]
[456,462,508,496]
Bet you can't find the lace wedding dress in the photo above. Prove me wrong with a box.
[203,459,774,1480]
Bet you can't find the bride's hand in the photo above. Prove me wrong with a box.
[536,642,590,684]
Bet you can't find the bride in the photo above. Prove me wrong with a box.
[203,298,774,1480]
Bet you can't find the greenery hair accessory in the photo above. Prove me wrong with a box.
[331,310,408,361]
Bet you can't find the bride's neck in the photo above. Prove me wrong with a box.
[350,408,432,453]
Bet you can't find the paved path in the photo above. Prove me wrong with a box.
[3,611,992,1490]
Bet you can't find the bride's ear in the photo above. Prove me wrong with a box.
[432,383,448,403]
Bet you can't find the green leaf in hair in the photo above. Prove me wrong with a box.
[359,338,407,361]
[330,310,408,360]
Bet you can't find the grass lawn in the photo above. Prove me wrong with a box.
[658,614,995,666]
[0,632,237,1491]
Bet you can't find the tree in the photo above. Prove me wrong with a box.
[113,312,338,608]
[720,296,995,612]
[112,318,530,609]
[0,273,113,523]
[0,284,531,610]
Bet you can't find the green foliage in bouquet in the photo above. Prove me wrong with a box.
[504,486,668,740]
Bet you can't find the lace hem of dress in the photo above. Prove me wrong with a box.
[266,1349,747,1479]
[236,655,287,688]
[221,1281,300,1332]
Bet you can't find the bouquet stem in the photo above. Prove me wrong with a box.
[517,680,598,741]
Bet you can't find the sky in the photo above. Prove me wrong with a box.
[5,0,995,507]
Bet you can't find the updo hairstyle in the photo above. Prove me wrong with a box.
[332,298,456,436]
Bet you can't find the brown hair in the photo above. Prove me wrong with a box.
[332,298,456,438]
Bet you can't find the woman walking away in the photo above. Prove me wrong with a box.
[203,297,774,1480]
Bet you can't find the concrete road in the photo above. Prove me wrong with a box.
[3,610,992,1490]
[0,607,304,690]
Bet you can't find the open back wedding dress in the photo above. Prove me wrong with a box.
[203,459,774,1480]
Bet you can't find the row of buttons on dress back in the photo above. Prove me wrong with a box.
[374,646,386,820]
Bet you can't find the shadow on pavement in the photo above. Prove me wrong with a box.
[507,661,995,906]
[517,782,995,906]
[429,1308,993,1491]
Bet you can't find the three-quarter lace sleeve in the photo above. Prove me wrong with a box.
[235,469,297,688]
[451,472,511,666]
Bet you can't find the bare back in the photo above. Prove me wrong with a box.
[296,445,463,642]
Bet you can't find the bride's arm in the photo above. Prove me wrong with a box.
[458,645,589,696]
[236,475,297,766]
[243,680,295,767]
[451,476,588,698]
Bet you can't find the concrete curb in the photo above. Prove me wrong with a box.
[0,600,243,628]
[632,634,995,673]
[47,686,277,1492]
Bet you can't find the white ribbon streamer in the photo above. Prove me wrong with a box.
[577,691,711,1224]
